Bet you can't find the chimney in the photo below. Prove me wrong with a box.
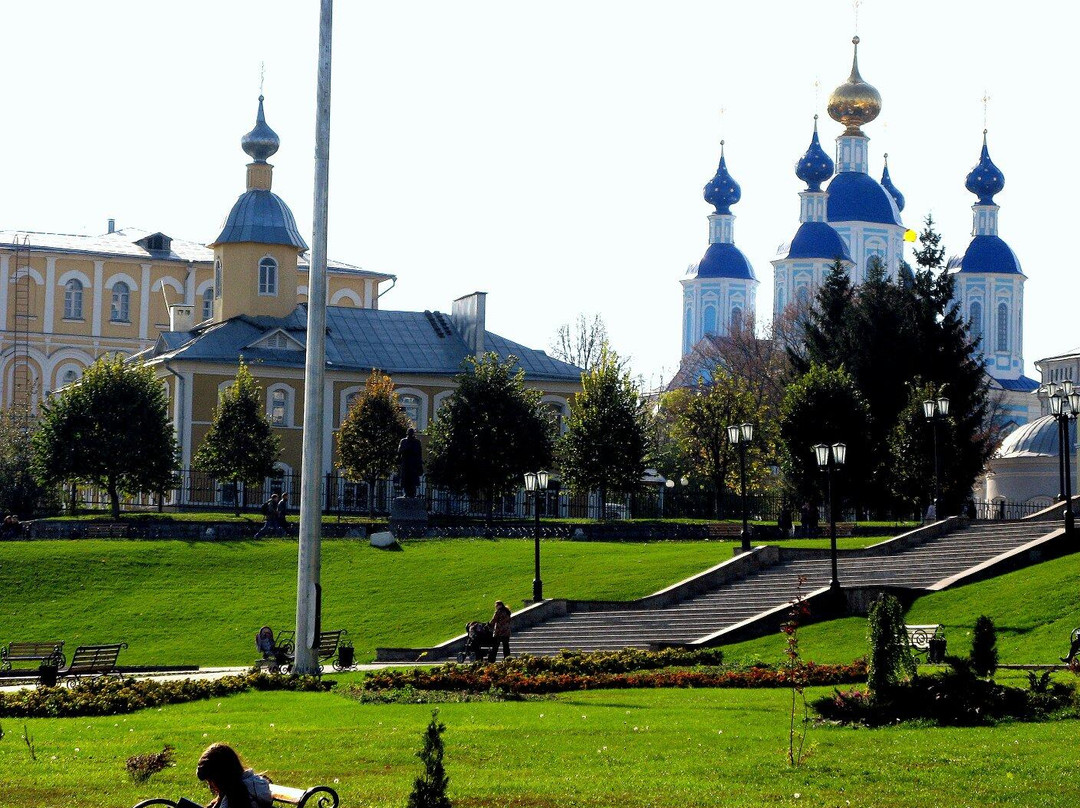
[169,304,196,332]
[107,218,116,234]
[451,291,487,357]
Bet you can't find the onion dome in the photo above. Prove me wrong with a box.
[965,130,1005,204]
[827,37,882,136]
[880,154,905,212]
[241,95,280,163]
[795,116,834,191]
[703,141,742,214]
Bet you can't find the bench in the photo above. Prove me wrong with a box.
[59,642,127,684]
[277,630,347,674]
[706,523,744,539]
[905,624,945,662]
[1,641,65,670]
[76,522,129,539]
[131,782,339,808]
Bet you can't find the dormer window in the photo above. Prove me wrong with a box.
[252,330,303,351]
[136,232,172,253]
[259,257,278,296]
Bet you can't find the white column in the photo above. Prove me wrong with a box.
[139,263,152,340]
[43,257,57,334]
[363,279,372,308]
[92,261,104,336]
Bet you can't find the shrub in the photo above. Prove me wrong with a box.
[970,615,999,678]
[407,710,451,808]
[126,745,175,782]
[866,594,915,693]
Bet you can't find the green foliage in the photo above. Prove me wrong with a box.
[866,594,916,693]
[426,353,553,503]
[337,370,411,499]
[558,345,647,503]
[781,578,811,766]
[193,359,281,511]
[778,364,871,507]
[0,412,58,517]
[125,745,175,782]
[32,354,178,519]
[970,614,999,677]
[407,710,451,808]
[887,381,960,510]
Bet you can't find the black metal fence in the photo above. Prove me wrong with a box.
[969,499,1053,520]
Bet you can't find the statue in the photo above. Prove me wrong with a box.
[396,427,424,498]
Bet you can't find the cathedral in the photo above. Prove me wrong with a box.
[677,37,1039,431]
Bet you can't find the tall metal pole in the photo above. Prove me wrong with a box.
[1064,416,1075,536]
[1058,415,1067,503]
[931,416,940,512]
[828,461,839,589]
[295,0,334,675]
[738,441,750,553]
[532,491,543,602]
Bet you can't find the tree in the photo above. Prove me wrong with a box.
[33,354,178,519]
[0,411,57,517]
[558,345,647,513]
[406,710,451,808]
[866,594,916,695]
[970,615,999,678]
[337,370,411,512]
[550,313,608,372]
[193,359,281,516]
[665,369,772,517]
[426,353,553,511]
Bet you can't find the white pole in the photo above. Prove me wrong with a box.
[295,0,334,675]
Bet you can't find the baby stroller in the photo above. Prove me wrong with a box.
[457,620,494,663]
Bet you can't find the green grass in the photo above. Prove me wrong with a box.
[2,685,1079,807]
[0,538,731,666]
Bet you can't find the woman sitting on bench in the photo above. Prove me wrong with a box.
[197,743,272,808]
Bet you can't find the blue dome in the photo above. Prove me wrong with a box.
[965,132,1005,205]
[954,234,1022,275]
[997,415,1075,458]
[880,156,905,212]
[795,118,833,191]
[703,143,741,214]
[826,171,903,226]
[241,96,280,164]
[213,189,309,250]
[781,222,852,262]
[690,242,756,280]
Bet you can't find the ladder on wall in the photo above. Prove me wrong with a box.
[9,235,34,416]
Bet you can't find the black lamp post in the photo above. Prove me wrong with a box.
[814,442,847,590]
[728,422,754,552]
[922,395,950,517]
[1046,382,1078,536]
[523,470,549,601]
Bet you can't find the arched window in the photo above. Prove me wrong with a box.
[259,257,278,296]
[399,394,421,427]
[270,387,289,426]
[111,281,130,322]
[64,279,84,319]
[202,286,214,320]
[796,286,810,305]
[214,259,223,300]
[59,367,80,388]
[730,306,743,333]
[703,305,717,336]
[969,301,982,344]
[544,400,568,434]
[996,302,1009,352]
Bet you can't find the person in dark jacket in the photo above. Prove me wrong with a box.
[254,494,280,539]
[275,492,289,536]
[487,600,512,662]
[397,427,424,498]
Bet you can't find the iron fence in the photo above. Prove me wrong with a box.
[969,499,1053,520]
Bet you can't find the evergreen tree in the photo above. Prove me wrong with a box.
[970,615,999,678]
[789,260,855,375]
[337,370,412,512]
[193,359,281,516]
[557,345,647,514]
[406,710,451,808]
[866,594,916,694]
[33,354,178,519]
[426,353,553,510]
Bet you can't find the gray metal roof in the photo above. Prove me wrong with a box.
[211,190,308,250]
[997,415,1076,459]
[149,304,583,382]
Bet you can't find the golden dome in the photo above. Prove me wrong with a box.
[827,36,881,136]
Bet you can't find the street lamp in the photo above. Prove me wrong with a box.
[814,442,847,589]
[523,470,549,601]
[728,422,754,553]
[922,395,950,517]
[1046,382,1078,536]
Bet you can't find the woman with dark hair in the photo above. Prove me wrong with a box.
[196,743,272,808]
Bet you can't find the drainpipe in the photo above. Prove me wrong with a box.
[162,360,186,507]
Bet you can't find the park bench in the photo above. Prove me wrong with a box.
[277,630,348,674]
[59,642,127,684]
[76,522,129,539]
[131,782,340,808]
[706,523,744,539]
[1,641,65,670]
[905,624,946,663]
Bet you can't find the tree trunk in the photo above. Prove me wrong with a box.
[69,481,78,516]
[233,480,241,518]
[107,477,121,520]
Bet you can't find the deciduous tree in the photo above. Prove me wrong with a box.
[550,313,608,372]
[337,370,412,511]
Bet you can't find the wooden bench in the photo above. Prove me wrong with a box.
[706,523,744,539]
[905,624,945,662]
[277,630,347,674]
[77,522,129,539]
[131,782,339,808]
[59,642,127,684]
[1,641,65,670]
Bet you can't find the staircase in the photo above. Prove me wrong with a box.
[419,520,1063,660]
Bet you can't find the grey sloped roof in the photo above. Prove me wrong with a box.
[149,304,583,382]
[211,190,308,250]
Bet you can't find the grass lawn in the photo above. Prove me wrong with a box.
[2,684,1078,807]
[0,538,734,666]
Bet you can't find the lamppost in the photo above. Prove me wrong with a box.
[1046,382,1079,536]
[523,470,549,601]
[922,395,950,517]
[727,422,754,553]
[814,442,847,590]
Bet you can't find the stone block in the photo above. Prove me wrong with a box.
[370,531,397,548]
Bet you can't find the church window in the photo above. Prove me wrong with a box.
[776,288,785,312]
[796,287,810,305]
[730,307,743,333]
[111,281,130,322]
[399,394,421,427]
[969,301,982,344]
[202,287,214,320]
[703,305,717,336]
[259,257,278,296]
[214,259,222,300]
[64,279,84,320]
[996,302,1009,352]
[269,387,290,426]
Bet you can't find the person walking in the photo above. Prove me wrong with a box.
[254,494,280,539]
[275,492,289,536]
[487,600,512,662]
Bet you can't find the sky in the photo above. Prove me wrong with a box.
[1,1,1072,387]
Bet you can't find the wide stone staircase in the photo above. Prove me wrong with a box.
[418,520,1062,660]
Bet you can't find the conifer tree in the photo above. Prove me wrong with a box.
[406,710,451,808]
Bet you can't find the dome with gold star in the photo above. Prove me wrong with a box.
[827,36,881,136]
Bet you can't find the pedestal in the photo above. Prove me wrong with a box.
[389,496,428,534]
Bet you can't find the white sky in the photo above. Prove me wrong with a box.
[1,1,1071,386]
